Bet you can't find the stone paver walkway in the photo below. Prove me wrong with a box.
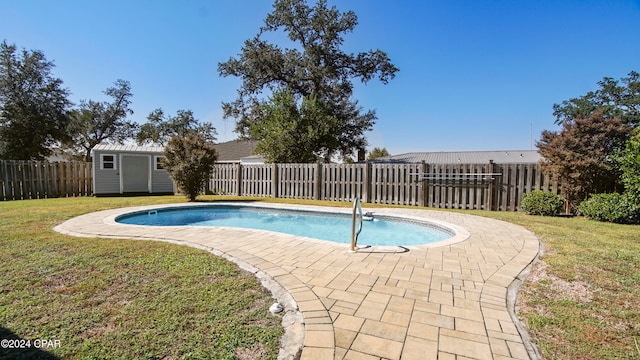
[54,202,540,360]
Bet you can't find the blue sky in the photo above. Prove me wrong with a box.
[2,0,639,155]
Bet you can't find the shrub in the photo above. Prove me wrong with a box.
[163,134,217,201]
[578,193,640,224]
[614,129,640,205]
[520,190,565,216]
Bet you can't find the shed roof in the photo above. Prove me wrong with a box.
[372,150,541,164]
[92,144,164,153]
[91,141,259,163]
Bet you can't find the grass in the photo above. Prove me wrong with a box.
[0,196,283,360]
[1,194,639,359]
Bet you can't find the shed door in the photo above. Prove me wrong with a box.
[121,155,150,192]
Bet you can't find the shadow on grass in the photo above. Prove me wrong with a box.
[0,327,60,360]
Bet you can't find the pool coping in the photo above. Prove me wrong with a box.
[106,202,472,250]
[54,202,541,359]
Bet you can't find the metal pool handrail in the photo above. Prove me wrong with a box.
[351,197,363,252]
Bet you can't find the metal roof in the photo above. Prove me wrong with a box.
[372,150,541,164]
[91,141,259,163]
[92,144,164,153]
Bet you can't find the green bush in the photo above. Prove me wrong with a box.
[615,129,640,205]
[520,190,565,216]
[578,193,640,224]
[163,134,218,201]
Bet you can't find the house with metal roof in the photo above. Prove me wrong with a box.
[371,150,541,164]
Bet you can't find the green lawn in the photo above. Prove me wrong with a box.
[0,196,283,359]
[1,195,638,359]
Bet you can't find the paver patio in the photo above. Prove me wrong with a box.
[54,202,540,359]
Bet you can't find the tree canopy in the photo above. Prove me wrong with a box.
[65,79,137,161]
[218,0,398,162]
[249,89,340,163]
[136,108,217,146]
[537,110,631,211]
[541,70,639,212]
[553,71,640,127]
[0,41,71,160]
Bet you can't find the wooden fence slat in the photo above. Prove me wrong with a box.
[19,161,26,200]
[35,161,43,197]
[1,160,7,200]
[9,161,17,200]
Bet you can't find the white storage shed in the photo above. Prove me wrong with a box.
[91,144,175,195]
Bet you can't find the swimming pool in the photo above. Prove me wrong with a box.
[116,205,454,247]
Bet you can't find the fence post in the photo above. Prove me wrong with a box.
[235,163,242,196]
[56,162,63,197]
[362,161,370,203]
[11,160,18,200]
[487,160,494,211]
[418,161,426,207]
[87,162,93,195]
[314,163,321,200]
[272,163,279,198]
[49,162,58,198]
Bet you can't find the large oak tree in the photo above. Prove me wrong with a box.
[553,71,640,127]
[0,41,71,160]
[65,79,138,161]
[249,89,338,163]
[136,108,217,146]
[218,0,398,162]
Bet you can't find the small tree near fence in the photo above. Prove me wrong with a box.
[163,134,217,201]
[537,109,631,212]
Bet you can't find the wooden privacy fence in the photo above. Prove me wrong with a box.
[1,159,560,211]
[0,160,92,201]
[210,162,560,211]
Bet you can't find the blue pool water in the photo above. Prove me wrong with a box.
[116,206,453,246]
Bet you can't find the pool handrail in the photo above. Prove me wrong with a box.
[351,197,364,252]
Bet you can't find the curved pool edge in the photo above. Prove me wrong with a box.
[54,202,541,360]
[104,202,472,251]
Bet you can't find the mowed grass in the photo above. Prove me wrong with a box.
[0,196,283,359]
